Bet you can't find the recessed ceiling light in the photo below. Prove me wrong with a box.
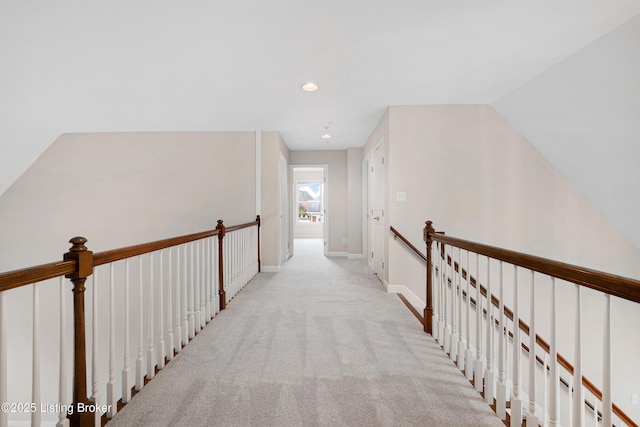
[321,133,331,139]
[301,82,319,92]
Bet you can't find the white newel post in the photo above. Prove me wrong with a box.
[158,251,165,369]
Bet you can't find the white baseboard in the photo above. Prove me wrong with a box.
[261,266,280,273]
[347,253,365,259]
[326,251,348,257]
[386,284,425,313]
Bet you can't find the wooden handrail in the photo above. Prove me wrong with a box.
[0,260,76,292]
[390,226,426,262]
[429,231,640,304]
[425,221,639,427]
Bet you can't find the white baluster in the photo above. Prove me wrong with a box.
[527,271,538,426]
[444,246,452,355]
[449,247,457,361]
[474,253,484,393]
[182,245,189,344]
[158,251,165,369]
[205,239,211,323]
[431,241,439,342]
[136,257,144,390]
[465,250,474,381]
[57,277,69,427]
[32,282,41,427]
[107,264,117,418]
[195,241,202,331]
[549,278,559,426]
[0,290,6,427]
[485,257,494,405]
[91,272,100,426]
[544,352,549,426]
[175,246,183,351]
[511,266,523,427]
[200,240,206,327]
[456,248,464,368]
[602,294,612,426]
[214,239,220,315]
[189,243,195,338]
[497,262,507,419]
[573,285,583,427]
[167,248,174,361]
[122,260,131,403]
[147,254,155,380]
[438,243,445,345]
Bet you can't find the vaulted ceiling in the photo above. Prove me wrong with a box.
[1,1,640,196]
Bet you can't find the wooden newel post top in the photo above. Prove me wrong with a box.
[424,221,435,244]
[216,220,226,239]
[64,237,93,281]
[256,215,261,227]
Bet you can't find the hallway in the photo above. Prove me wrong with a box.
[109,239,503,427]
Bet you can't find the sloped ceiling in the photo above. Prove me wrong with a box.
[493,13,640,250]
[1,1,639,194]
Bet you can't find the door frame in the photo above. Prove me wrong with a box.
[290,164,329,256]
[366,138,386,276]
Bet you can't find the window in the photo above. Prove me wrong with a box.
[297,182,323,223]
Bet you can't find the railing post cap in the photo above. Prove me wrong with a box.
[68,236,88,252]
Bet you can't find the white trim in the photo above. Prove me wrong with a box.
[347,253,366,259]
[386,284,425,313]
[327,251,348,257]
[261,266,280,273]
[255,131,261,215]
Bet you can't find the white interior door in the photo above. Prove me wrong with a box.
[369,140,385,276]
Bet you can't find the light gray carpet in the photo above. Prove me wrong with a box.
[109,239,503,427]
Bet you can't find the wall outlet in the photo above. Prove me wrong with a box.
[633,394,639,405]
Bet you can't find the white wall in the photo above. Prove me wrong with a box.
[372,104,640,420]
[260,131,290,269]
[347,148,364,257]
[493,13,640,252]
[0,132,257,271]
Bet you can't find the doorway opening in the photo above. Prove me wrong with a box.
[290,165,328,257]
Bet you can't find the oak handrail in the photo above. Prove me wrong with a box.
[390,226,426,262]
[428,229,640,304]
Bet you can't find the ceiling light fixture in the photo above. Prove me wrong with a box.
[301,82,319,92]
[321,133,331,139]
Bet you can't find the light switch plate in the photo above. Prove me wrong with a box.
[396,191,407,202]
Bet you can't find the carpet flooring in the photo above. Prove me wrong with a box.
[108,239,503,427]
